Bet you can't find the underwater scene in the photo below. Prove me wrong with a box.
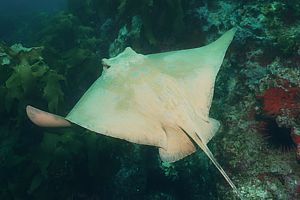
[1,0,300,199]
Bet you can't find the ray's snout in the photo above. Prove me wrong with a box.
[26,105,71,127]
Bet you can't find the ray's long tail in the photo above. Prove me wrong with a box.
[194,136,244,200]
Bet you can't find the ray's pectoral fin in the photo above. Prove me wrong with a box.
[159,127,196,162]
[26,105,71,127]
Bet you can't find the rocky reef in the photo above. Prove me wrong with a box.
[0,0,300,199]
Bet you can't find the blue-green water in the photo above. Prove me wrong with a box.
[0,0,66,14]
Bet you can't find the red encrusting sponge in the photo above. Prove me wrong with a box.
[261,87,300,117]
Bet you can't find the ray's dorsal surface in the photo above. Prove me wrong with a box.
[26,28,243,199]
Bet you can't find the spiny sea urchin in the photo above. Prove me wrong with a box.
[258,117,295,151]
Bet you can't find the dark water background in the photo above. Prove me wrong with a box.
[0,0,66,14]
[0,0,67,44]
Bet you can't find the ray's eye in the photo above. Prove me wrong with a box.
[102,62,111,70]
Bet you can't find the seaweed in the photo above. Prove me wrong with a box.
[0,43,66,125]
[42,71,65,112]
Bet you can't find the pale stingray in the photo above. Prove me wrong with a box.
[26,28,242,198]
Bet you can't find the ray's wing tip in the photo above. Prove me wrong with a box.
[230,27,238,39]
[26,105,47,126]
[224,27,237,42]
[26,105,33,112]
[230,27,238,33]
[26,105,38,122]
[25,105,71,127]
